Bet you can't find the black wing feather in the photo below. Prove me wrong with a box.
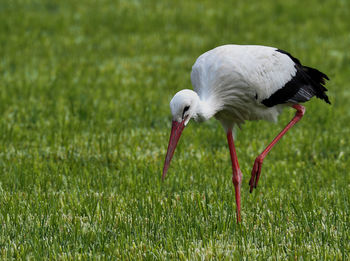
[261,49,330,107]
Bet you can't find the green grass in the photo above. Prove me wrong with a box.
[0,0,349,259]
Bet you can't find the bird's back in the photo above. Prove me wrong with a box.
[191,45,294,100]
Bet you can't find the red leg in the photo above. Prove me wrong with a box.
[227,129,242,223]
[249,104,305,193]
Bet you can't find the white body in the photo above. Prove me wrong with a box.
[190,45,297,129]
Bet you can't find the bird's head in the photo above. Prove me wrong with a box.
[162,89,200,180]
[170,89,200,125]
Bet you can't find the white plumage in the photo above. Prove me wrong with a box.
[191,45,297,127]
[163,44,330,222]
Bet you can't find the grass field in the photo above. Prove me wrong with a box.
[0,0,349,259]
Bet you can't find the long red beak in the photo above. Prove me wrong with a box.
[162,119,186,180]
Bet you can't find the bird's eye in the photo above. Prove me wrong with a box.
[182,106,190,118]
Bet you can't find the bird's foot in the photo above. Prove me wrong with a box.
[249,157,263,193]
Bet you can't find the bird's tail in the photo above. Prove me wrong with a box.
[302,66,331,104]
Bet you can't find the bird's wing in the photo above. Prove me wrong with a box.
[261,49,330,107]
[191,45,329,108]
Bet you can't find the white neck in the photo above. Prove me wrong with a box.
[194,98,220,122]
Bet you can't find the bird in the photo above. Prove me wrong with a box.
[162,44,330,223]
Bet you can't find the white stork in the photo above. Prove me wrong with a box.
[162,44,330,222]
